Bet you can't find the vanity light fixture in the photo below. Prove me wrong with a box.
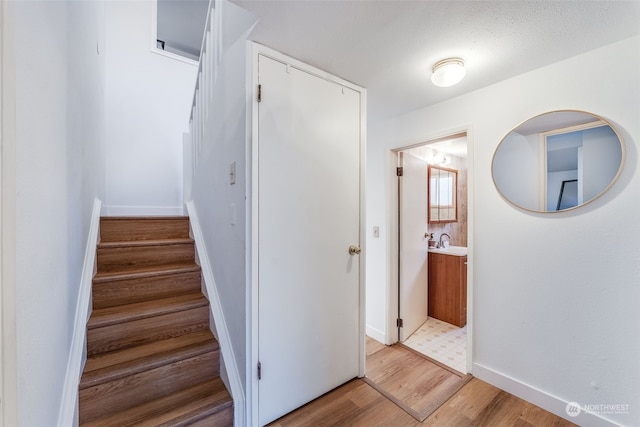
[431,58,466,87]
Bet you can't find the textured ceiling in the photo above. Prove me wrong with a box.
[230,0,640,121]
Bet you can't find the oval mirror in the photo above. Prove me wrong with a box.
[492,110,624,212]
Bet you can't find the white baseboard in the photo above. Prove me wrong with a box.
[57,198,102,427]
[366,325,386,344]
[473,362,622,427]
[103,205,185,216]
[186,201,246,426]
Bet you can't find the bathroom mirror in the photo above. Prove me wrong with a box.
[428,165,458,222]
[492,110,624,212]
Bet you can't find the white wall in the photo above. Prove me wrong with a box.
[189,0,257,402]
[10,1,106,424]
[364,140,391,342]
[104,0,197,216]
[367,36,640,426]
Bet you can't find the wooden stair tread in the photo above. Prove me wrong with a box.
[81,330,218,390]
[83,329,216,374]
[98,237,193,249]
[88,293,208,330]
[96,240,196,274]
[102,216,188,220]
[92,263,201,283]
[80,378,232,427]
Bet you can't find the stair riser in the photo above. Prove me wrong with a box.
[100,218,190,242]
[79,351,219,424]
[92,271,202,309]
[97,243,195,273]
[87,306,209,357]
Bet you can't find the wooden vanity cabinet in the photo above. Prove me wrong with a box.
[428,253,467,327]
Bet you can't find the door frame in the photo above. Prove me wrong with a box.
[1,1,18,424]
[247,42,367,426]
[387,126,474,374]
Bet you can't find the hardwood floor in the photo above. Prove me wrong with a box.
[268,379,419,427]
[365,338,471,421]
[269,338,576,427]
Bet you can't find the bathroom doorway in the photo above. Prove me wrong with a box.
[391,131,470,374]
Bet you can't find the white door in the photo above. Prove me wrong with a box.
[257,54,362,426]
[399,152,429,341]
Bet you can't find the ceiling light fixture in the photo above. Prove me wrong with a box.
[431,58,466,87]
[428,153,450,166]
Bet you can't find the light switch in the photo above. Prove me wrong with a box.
[229,161,236,185]
[373,226,380,238]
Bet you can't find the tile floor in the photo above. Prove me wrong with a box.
[403,317,467,374]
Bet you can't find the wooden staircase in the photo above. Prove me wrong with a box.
[79,217,233,426]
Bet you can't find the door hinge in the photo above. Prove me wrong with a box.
[257,361,262,380]
[396,167,403,177]
[257,84,262,103]
[397,318,404,328]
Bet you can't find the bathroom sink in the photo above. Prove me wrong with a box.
[429,245,467,256]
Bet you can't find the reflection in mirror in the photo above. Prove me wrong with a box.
[155,0,208,61]
[556,179,577,210]
[428,166,458,222]
[492,111,624,212]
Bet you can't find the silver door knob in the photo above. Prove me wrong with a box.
[348,245,361,255]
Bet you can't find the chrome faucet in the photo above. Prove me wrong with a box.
[438,233,451,248]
